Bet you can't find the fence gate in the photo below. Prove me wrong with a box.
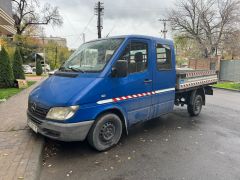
[220,60,240,82]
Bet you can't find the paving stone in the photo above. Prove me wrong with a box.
[0,79,45,180]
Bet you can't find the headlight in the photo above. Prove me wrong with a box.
[46,106,79,120]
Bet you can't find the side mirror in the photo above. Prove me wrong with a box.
[111,60,128,78]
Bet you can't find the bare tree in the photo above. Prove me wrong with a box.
[12,0,63,35]
[168,0,240,57]
[222,30,240,59]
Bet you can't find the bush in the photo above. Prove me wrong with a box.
[12,47,25,80]
[36,60,43,76]
[0,46,14,87]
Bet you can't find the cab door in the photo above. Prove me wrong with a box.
[150,42,176,119]
[112,39,153,126]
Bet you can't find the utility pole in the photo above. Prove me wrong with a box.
[158,19,170,39]
[41,28,46,74]
[94,1,104,39]
[55,46,58,69]
[82,33,86,43]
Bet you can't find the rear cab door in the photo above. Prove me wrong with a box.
[150,40,176,119]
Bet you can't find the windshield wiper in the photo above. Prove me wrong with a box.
[68,67,85,73]
[59,66,85,73]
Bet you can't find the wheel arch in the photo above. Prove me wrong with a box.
[188,87,206,106]
[95,107,128,135]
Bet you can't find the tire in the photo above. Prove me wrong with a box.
[87,113,122,151]
[187,94,203,116]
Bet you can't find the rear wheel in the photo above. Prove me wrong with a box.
[87,113,122,151]
[187,94,203,116]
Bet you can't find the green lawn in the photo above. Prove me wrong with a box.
[213,82,240,91]
[0,81,36,100]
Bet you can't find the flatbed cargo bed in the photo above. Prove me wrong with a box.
[176,69,218,91]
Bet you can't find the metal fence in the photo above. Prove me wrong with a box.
[220,60,240,82]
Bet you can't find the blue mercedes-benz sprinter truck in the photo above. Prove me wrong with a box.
[27,35,217,151]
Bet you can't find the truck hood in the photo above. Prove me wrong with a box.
[29,74,97,107]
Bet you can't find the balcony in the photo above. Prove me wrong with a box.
[0,0,16,35]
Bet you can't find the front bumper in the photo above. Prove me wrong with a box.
[27,111,94,141]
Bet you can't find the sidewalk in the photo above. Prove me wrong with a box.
[0,78,46,180]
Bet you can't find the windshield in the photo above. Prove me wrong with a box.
[61,38,124,73]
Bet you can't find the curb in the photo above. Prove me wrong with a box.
[33,136,44,180]
[212,87,240,93]
[25,133,45,180]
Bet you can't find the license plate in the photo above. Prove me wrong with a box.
[28,120,38,133]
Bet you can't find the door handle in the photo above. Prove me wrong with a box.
[144,79,152,83]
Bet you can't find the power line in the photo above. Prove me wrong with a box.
[105,7,166,12]
[69,15,95,48]
[94,1,104,39]
[106,24,116,37]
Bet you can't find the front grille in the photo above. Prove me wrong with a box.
[28,102,49,119]
[28,112,42,125]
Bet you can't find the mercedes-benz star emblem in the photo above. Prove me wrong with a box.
[31,103,37,112]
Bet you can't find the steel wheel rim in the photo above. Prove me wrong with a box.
[194,98,202,113]
[99,121,116,142]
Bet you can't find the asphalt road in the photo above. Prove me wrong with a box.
[40,89,240,180]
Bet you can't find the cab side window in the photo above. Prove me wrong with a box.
[156,44,172,70]
[119,41,148,74]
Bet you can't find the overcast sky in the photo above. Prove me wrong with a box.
[41,0,174,49]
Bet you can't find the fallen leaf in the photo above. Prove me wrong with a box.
[18,177,24,179]
[48,164,52,167]
[110,166,114,170]
[128,157,131,160]
[115,155,119,158]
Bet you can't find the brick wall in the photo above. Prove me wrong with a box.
[188,56,221,71]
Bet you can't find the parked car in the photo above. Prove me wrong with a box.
[41,64,51,72]
[48,69,58,76]
[27,35,217,151]
[31,67,36,73]
[22,65,33,74]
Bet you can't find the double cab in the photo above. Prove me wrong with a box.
[27,35,217,151]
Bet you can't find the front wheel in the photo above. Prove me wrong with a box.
[187,94,203,116]
[87,113,122,151]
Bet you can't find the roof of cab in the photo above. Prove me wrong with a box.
[88,34,174,46]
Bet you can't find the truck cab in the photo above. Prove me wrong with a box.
[27,35,215,151]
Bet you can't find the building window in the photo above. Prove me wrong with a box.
[156,44,172,70]
[119,41,148,74]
